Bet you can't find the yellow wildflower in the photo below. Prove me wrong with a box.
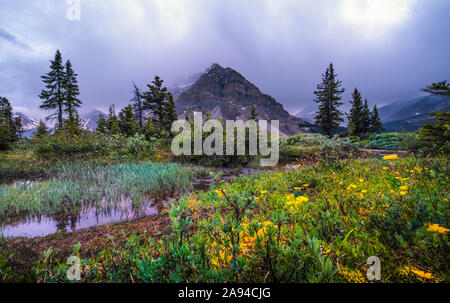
[427,224,450,233]
[399,185,408,191]
[383,154,398,160]
[303,184,309,188]
[296,196,309,203]
[215,190,223,198]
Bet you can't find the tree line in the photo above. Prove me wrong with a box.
[36,50,178,140]
[313,63,383,138]
[96,76,177,139]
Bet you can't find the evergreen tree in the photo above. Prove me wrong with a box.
[106,105,120,134]
[63,60,82,121]
[314,63,345,137]
[161,94,178,134]
[131,82,144,128]
[15,116,23,139]
[0,97,18,144]
[142,76,176,134]
[369,105,383,134]
[33,121,49,138]
[39,50,66,127]
[119,105,137,137]
[347,88,364,137]
[361,99,371,136]
[0,116,10,150]
[64,112,82,136]
[96,115,108,134]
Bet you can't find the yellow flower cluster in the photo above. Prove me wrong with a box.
[383,154,398,160]
[209,221,277,267]
[286,194,309,209]
[427,224,450,233]
[400,266,435,281]
[338,266,367,283]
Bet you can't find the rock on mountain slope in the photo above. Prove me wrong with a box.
[379,93,449,131]
[175,63,314,136]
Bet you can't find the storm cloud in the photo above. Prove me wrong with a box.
[0,0,449,119]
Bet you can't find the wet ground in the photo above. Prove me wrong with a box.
[0,167,260,239]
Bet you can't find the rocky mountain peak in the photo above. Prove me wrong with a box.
[175,64,315,136]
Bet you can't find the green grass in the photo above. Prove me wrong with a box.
[0,162,193,218]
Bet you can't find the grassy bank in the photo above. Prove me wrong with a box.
[0,162,193,219]
[23,156,449,283]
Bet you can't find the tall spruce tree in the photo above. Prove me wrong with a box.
[63,60,82,121]
[370,105,383,134]
[142,76,177,134]
[119,105,137,137]
[347,88,364,137]
[131,82,144,128]
[361,99,371,136]
[314,63,345,137]
[39,50,66,127]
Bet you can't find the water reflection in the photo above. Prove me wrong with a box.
[0,197,158,238]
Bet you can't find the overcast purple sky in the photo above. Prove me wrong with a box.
[0,0,449,119]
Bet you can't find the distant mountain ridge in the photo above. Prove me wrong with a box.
[174,63,316,136]
[379,93,449,131]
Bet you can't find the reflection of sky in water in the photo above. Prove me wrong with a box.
[0,199,158,238]
[0,167,255,238]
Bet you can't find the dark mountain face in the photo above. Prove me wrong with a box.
[175,63,314,136]
[379,93,449,131]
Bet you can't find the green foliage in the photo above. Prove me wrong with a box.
[423,80,450,96]
[118,105,137,137]
[33,120,49,139]
[314,63,345,138]
[418,111,450,155]
[280,133,358,163]
[0,97,20,149]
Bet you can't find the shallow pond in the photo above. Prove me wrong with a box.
[0,197,159,238]
[0,167,259,239]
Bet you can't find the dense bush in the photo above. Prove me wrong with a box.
[32,131,156,159]
[280,133,358,163]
